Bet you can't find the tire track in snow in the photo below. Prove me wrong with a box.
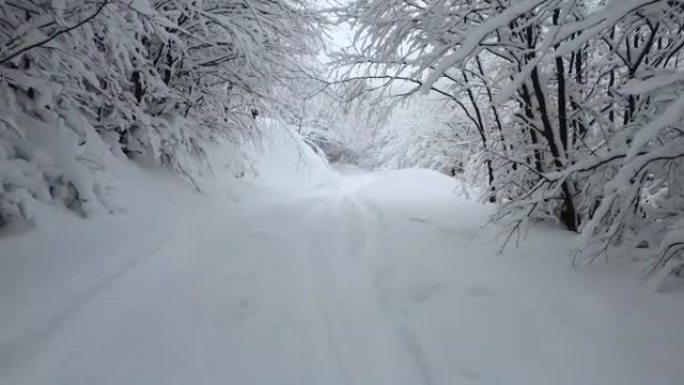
[357,197,436,385]
[299,190,432,385]
[297,196,355,385]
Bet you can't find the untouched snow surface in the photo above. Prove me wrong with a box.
[2,163,684,384]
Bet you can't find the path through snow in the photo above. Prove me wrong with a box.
[1,168,684,384]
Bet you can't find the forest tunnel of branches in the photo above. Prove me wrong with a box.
[2,0,684,278]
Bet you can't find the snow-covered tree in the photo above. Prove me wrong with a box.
[0,0,322,225]
[336,0,684,278]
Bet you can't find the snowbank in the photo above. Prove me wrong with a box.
[245,119,339,194]
[0,117,335,369]
[361,168,462,200]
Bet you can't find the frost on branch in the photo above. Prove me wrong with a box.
[335,0,684,280]
[0,0,321,225]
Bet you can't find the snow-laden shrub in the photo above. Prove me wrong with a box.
[0,81,124,225]
[0,0,320,226]
[239,118,334,191]
[336,0,684,282]
[343,98,474,177]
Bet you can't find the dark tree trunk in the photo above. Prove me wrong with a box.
[531,66,579,232]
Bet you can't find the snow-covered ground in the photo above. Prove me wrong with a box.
[2,152,684,384]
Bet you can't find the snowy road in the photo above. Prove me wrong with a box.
[2,169,684,384]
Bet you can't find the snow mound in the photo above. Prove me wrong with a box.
[248,119,338,194]
[359,168,461,201]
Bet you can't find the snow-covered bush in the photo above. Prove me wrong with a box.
[336,0,684,279]
[352,97,474,177]
[266,79,372,164]
[0,0,321,225]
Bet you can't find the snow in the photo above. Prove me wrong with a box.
[1,156,684,384]
[626,94,684,161]
[620,72,684,95]
[247,118,339,193]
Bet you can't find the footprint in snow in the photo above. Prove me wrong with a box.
[458,367,480,381]
[230,296,256,321]
[466,284,495,299]
[408,282,442,304]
